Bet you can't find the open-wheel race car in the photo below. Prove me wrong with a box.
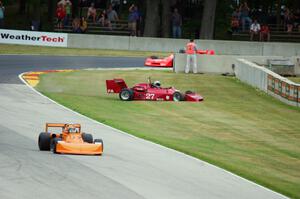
[144,49,215,68]
[38,123,103,155]
[106,78,203,102]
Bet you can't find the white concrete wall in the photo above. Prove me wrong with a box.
[66,33,300,56]
[173,54,292,74]
[235,59,300,107]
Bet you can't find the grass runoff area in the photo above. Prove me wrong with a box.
[0,44,169,57]
[36,70,300,198]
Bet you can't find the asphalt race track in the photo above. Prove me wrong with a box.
[0,55,287,199]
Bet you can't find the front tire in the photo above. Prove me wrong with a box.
[38,132,51,151]
[119,88,134,101]
[94,139,104,152]
[173,92,184,101]
[52,138,62,153]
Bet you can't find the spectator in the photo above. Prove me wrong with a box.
[172,8,182,38]
[135,6,142,36]
[250,19,260,41]
[232,7,241,20]
[128,4,138,36]
[57,0,72,7]
[72,18,82,33]
[107,4,119,22]
[98,10,112,29]
[65,1,72,26]
[0,1,4,28]
[111,0,120,14]
[260,23,270,41]
[294,9,300,32]
[284,8,294,32]
[80,17,88,33]
[56,4,66,29]
[240,2,252,31]
[231,16,240,33]
[87,3,97,23]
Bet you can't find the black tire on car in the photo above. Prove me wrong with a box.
[94,139,104,152]
[150,55,159,59]
[119,88,134,101]
[173,91,184,102]
[38,132,51,151]
[52,138,62,153]
[82,133,93,143]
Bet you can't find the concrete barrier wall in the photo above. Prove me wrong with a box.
[67,34,130,50]
[174,54,291,74]
[66,33,300,56]
[235,59,300,107]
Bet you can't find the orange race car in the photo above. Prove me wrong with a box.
[38,123,103,155]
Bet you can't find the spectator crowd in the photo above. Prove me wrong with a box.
[230,1,300,41]
[55,0,143,36]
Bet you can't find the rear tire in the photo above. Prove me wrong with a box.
[173,92,184,101]
[119,88,134,101]
[82,133,93,143]
[38,132,51,151]
[94,139,104,152]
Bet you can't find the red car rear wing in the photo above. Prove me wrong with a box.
[106,79,128,93]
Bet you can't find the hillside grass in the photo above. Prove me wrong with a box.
[36,70,300,198]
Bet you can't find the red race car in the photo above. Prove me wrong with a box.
[106,78,203,102]
[144,49,215,68]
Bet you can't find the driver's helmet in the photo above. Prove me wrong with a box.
[68,128,77,133]
[66,125,77,133]
[153,80,161,87]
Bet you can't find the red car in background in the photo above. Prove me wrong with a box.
[144,49,215,68]
[106,78,203,102]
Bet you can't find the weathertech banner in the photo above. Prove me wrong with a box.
[0,29,68,47]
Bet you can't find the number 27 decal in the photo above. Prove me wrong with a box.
[146,93,155,100]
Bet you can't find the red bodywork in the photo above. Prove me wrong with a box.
[144,50,215,68]
[106,79,203,102]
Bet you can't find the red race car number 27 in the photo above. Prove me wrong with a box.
[146,93,155,100]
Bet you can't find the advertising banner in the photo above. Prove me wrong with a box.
[0,29,68,47]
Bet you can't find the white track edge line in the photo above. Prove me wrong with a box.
[18,72,289,199]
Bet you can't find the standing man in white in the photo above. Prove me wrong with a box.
[185,39,198,73]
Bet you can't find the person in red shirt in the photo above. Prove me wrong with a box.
[260,23,270,42]
[56,4,66,29]
[185,39,198,73]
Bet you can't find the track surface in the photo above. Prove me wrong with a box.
[0,55,287,199]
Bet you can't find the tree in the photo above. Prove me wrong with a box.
[200,0,218,39]
[18,0,26,14]
[143,0,160,37]
[161,0,176,38]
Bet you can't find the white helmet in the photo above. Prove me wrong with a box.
[153,80,161,87]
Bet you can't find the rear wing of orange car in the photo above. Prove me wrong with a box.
[45,123,81,133]
[106,79,128,94]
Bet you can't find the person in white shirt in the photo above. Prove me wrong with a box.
[57,0,72,6]
[250,19,261,41]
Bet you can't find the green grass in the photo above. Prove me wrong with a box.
[36,70,300,198]
[289,77,300,84]
[0,44,170,57]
